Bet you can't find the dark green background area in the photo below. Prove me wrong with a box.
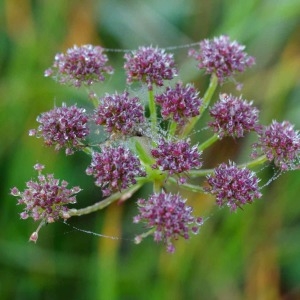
[1,0,300,299]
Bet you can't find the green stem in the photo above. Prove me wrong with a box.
[169,121,177,136]
[145,168,166,193]
[180,73,218,138]
[135,228,156,244]
[91,97,98,108]
[82,145,93,156]
[68,180,145,217]
[189,155,268,178]
[134,137,155,165]
[199,73,218,117]
[86,87,99,108]
[148,89,157,134]
[167,177,204,193]
[187,169,215,178]
[239,155,267,169]
[153,179,163,193]
[198,134,219,151]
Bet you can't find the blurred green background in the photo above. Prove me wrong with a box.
[1,0,300,299]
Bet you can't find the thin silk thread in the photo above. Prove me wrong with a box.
[102,42,201,53]
[63,221,133,241]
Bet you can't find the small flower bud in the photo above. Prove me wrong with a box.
[10,187,20,196]
[134,235,143,244]
[29,232,38,243]
[34,163,45,172]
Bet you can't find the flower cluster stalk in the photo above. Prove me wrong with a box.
[180,73,218,138]
[148,89,157,134]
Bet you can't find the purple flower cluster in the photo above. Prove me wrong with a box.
[29,103,89,155]
[151,139,202,183]
[133,192,203,253]
[155,82,202,125]
[44,45,114,87]
[189,35,255,83]
[208,94,260,138]
[93,91,145,136]
[86,146,146,196]
[206,162,262,211]
[252,120,300,170]
[17,35,300,250]
[10,164,81,223]
[124,46,177,90]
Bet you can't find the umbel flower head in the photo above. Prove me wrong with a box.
[29,103,89,155]
[10,164,81,223]
[189,35,255,83]
[155,82,202,126]
[133,192,203,253]
[208,93,260,138]
[93,91,145,136]
[45,45,114,87]
[151,139,202,183]
[124,46,177,90]
[86,146,146,196]
[252,120,300,170]
[206,161,262,211]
